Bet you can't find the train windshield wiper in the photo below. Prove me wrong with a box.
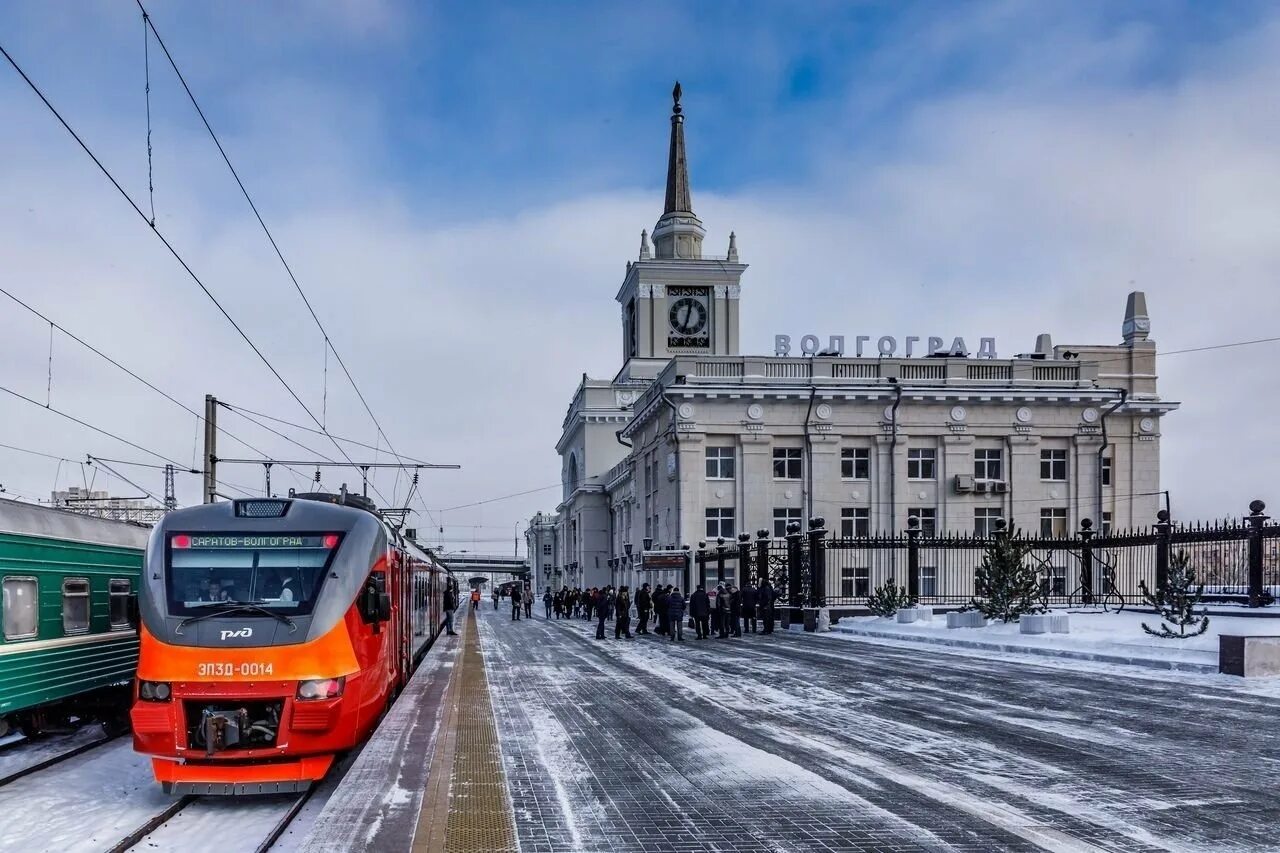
[177,602,296,633]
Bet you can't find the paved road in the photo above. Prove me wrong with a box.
[477,605,1280,853]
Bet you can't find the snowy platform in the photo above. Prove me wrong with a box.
[828,608,1271,673]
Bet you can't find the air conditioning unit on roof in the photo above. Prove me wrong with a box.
[954,475,974,493]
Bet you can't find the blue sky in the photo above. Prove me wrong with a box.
[2,1,1279,544]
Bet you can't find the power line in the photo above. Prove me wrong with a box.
[0,284,322,493]
[0,41,386,507]
[136,2,426,521]
[218,402,432,464]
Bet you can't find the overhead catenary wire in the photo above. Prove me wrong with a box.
[217,402,433,464]
[0,42,388,507]
[0,284,322,494]
[135,2,426,520]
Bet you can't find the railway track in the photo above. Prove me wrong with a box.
[0,731,120,789]
[101,786,316,853]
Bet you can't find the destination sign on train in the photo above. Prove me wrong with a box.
[176,534,328,549]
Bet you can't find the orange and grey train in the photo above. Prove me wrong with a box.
[130,493,455,794]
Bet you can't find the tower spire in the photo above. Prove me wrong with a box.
[653,81,705,259]
[664,81,692,215]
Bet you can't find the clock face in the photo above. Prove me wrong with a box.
[669,297,708,336]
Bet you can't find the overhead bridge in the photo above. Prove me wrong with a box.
[433,553,529,588]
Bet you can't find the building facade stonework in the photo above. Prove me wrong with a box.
[533,85,1178,592]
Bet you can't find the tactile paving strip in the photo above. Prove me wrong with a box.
[442,612,519,852]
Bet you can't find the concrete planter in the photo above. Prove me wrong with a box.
[897,605,933,624]
[1050,613,1071,634]
[946,611,964,629]
[1020,613,1051,634]
[816,608,831,632]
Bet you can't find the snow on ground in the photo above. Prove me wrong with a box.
[0,739,173,853]
[0,724,106,780]
[135,794,299,851]
[828,607,1269,671]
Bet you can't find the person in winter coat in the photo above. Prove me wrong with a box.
[595,587,611,639]
[654,586,669,636]
[523,585,533,618]
[635,583,652,634]
[714,584,730,638]
[709,585,722,636]
[666,588,686,641]
[741,583,758,633]
[510,584,523,621]
[469,588,481,611]
[728,585,743,637]
[689,585,711,639]
[443,583,459,636]
[614,586,633,639]
[759,579,777,634]
[493,587,500,610]
[543,588,554,619]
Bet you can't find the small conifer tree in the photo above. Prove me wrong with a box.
[867,577,913,617]
[1139,550,1209,639]
[970,525,1043,623]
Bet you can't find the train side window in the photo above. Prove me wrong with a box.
[62,578,91,635]
[3,576,39,641]
[109,579,132,630]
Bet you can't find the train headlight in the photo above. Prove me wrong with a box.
[138,680,172,702]
[296,677,345,701]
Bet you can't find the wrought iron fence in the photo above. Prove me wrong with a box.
[696,501,1279,611]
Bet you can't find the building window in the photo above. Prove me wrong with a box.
[974,508,1002,537]
[62,578,90,635]
[542,543,552,556]
[1040,449,1068,481]
[907,448,936,480]
[773,507,803,538]
[772,448,803,480]
[705,447,736,480]
[920,566,937,597]
[705,507,735,539]
[1040,507,1068,538]
[2,576,38,641]
[841,447,870,479]
[1102,511,1113,535]
[109,579,131,630]
[841,567,871,598]
[1101,455,1112,487]
[909,508,937,537]
[974,449,1002,481]
[840,508,870,538]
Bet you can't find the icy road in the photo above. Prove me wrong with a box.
[478,605,1280,853]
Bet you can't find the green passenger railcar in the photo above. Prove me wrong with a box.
[0,498,151,736]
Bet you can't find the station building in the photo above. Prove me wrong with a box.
[527,84,1179,593]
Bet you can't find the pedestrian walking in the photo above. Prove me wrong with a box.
[614,586,633,639]
[666,588,686,642]
[492,587,500,610]
[714,584,729,638]
[690,585,711,639]
[729,584,742,637]
[523,584,533,618]
[760,578,776,634]
[595,586,611,640]
[511,584,523,621]
[654,586,669,636]
[543,588,553,619]
[741,582,758,634]
[469,587,481,611]
[635,583,652,634]
[443,581,459,636]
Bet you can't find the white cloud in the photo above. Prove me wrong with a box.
[2,6,1278,542]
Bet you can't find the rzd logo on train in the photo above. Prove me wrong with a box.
[219,627,254,641]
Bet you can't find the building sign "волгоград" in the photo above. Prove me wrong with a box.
[774,334,999,359]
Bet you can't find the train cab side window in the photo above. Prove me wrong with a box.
[62,578,91,635]
[109,579,131,630]
[3,576,39,641]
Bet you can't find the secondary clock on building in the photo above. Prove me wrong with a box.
[669,297,708,335]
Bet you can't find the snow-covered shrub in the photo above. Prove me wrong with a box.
[866,577,913,617]
[969,527,1044,623]
[1139,550,1209,639]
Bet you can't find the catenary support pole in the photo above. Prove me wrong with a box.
[202,393,217,504]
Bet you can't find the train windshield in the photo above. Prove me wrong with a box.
[165,533,339,617]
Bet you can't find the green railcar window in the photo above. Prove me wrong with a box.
[62,578,90,635]
[109,579,131,629]
[3,576,38,641]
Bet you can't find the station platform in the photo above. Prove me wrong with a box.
[296,597,1280,853]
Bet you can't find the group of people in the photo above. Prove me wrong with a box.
[548,579,780,642]
[492,584,536,620]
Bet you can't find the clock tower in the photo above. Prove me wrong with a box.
[615,82,747,383]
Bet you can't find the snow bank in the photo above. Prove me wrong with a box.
[829,608,1277,673]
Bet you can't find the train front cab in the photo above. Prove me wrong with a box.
[130,497,406,795]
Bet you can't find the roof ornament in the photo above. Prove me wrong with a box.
[727,231,738,263]
[639,228,651,260]
[672,81,683,115]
